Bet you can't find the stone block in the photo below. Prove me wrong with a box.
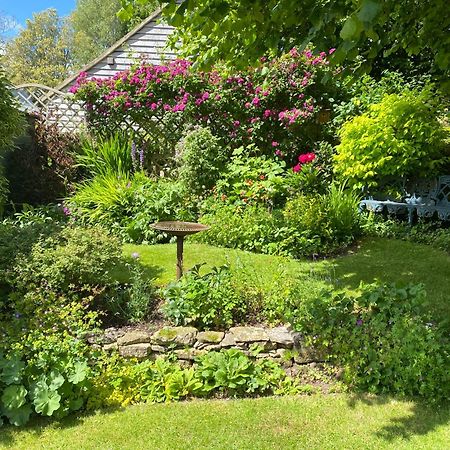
[117,331,152,346]
[197,331,225,344]
[229,326,269,343]
[267,326,295,347]
[119,343,151,359]
[151,326,198,346]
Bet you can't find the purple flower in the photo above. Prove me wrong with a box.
[139,146,145,170]
[131,252,140,259]
[131,141,138,171]
[356,319,363,326]
[62,206,71,216]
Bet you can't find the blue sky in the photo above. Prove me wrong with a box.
[1,0,76,36]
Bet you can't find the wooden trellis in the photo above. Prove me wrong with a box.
[12,83,86,133]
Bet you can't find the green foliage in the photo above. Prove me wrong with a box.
[283,185,361,256]
[9,226,123,293]
[162,264,246,330]
[69,0,127,68]
[122,262,157,323]
[90,349,299,409]
[334,90,449,188]
[120,0,449,84]
[290,283,450,401]
[196,203,295,256]
[215,148,288,207]
[362,215,450,254]
[70,172,195,243]
[0,68,25,214]
[3,9,72,86]
[0,287,99,427]
[195,349,290,397]
[177,126,227,195]
[75,133,133,177]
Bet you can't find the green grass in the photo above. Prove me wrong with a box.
[2,395,449,449]
[123,237,450,325]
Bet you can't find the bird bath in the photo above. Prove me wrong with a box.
[150,221,209,279]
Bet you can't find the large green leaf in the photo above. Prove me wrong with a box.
[1,384,27,409]
[0,356,25,385]
[4,405,32,427]
[33,384,61,416]
[67,361,89,385]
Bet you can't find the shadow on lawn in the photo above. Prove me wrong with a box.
[347,394,450,443]
[0,406,123,447]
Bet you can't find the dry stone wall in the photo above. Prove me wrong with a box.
[87,325,324,369]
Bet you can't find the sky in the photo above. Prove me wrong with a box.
[1,0,76,37]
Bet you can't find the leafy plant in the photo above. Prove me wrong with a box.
[75,132,134,177]
[177,126,227,195]
[290,283,450,401]
[162,264,246,330]
[70,172,195,243]
[334,89,449,189]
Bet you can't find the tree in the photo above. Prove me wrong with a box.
[3,9,72,87]
[119,0,449,82]
[69,0,126,67]
[69,0,159,68]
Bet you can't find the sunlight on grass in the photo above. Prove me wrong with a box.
[123,237,450,325]
[1,395,449,450]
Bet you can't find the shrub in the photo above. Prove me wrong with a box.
[10,226,123,293]
[214,147,289,207]
[4,116,79,208]
[71,50,337,163]
[0,289,99,426]
[334,89,449,189]
[70,172,195,243]
[177,126,227,195]
[290,283,450,401]
[162,264,246,330]
[90,349,300,409]
[283,185,361,255]
[196,203,296,256]
[0,69,26,213]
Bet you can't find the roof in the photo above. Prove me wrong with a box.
[55,8,164,91]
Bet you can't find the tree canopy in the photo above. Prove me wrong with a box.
[2,9,72,87]
[119,0,449,82]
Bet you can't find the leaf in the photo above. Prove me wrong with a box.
[340,16,363,40]
[1,385,27,409]
[67,361,88,385]
[48,370,65,391]
[0,356,25,385]
[4,405,32,427]
[357,0,381,23]
[33,386,61,416]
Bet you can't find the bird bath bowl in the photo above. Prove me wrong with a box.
[151,221,209,279]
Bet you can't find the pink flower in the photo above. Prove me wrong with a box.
[263,109,272,118]
[245,102,251,108]
[298,152,316,164]
[233,120,240,127]
[252,97,260,106]
[293,164,302,173]
[329,48,336,54]
[272,141,279,147]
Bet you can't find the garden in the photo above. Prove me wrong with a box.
[0,13,450,447]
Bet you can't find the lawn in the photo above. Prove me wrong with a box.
[123,237,450,326]
[2,395,449,449]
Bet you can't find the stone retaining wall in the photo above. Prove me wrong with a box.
[88,325,324,369]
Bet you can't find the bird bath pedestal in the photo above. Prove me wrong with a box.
[151,221,209,279]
